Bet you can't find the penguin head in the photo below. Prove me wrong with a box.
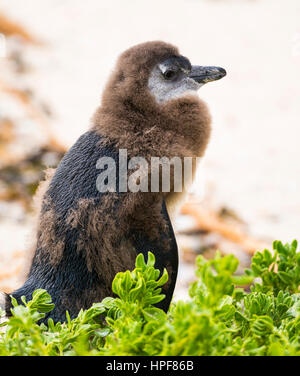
[148,56,226,104]
[101,41,226,110]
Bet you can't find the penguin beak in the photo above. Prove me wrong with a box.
[189,65,226,84]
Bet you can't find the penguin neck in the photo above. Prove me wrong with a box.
[92,93,211,159]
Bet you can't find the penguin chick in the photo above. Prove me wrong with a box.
[3,41,226,323]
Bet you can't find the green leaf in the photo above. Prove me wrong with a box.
[135,253,146,269]
[156,268,168,287]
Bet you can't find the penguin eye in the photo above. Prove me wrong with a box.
[163,69,177,80]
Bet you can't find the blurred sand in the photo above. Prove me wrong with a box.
[0,0,300,297]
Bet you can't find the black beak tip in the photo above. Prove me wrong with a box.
[218,67,227,77]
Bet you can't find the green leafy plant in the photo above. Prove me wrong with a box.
[0,240,299,356]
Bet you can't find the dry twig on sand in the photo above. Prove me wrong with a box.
[181,201,270,255]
